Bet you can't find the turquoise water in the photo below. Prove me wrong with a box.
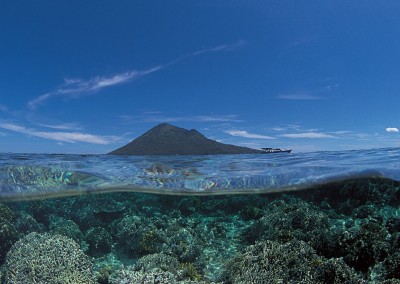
[0,148,400,283]
[1,147,400,200]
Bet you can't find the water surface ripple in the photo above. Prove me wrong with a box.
[1,147,400,200]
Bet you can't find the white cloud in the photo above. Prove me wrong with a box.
[33,122,82,131]
[225,130,275,139]
[269,124,303,132]
[271,127,285,132]
[386,127,399,133]
[0,122,117,145]
[330,130,352,135]
[28,67,162,109]
[280,132,337,138]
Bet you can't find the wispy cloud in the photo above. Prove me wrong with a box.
[28,40,246,109]
[191,40,246,56]
[0,122,118,145]
[280,132,337,139]
[330,130,352,135]
[32,122,83,131]
[277,92,322,100]
[269,124,304,132]
[225,130,275,139]
[195,115,242,122]
[121,113,243,123]
[28,67,162,109]
[386,127,399,133]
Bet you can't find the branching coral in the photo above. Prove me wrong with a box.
[0,203,17,264]
[3,232,96,284]
[225,240,360,283]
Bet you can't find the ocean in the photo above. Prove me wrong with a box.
[0,148,400,283]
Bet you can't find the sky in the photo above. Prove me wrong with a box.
[1,0,400,153]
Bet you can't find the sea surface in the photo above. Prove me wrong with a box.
[0,148,400,283]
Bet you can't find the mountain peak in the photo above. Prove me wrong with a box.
[108,123,262,155]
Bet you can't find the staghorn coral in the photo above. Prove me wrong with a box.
[178,262,202,281]
[84,226,113,257]
[382,251,400,280]
[225,240,361,284]
[96,265,115,284]
[340,221,389,272]
[109,254,180,283]
[109,253,213,284]
[3,232,96,284]
[109,267,178,284]
[0,203,14,223]
[13,212,45,235]
[162,226,201,263]
[243,198,341,258]
[135,253,180,272]
[49,215,88,251]
[113,214,164,257]
[29,199,55,226]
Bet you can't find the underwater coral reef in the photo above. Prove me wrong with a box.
[0,178,400,283]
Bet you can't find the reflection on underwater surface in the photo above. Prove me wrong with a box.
[0,149,399,282]
[1,147,400,200]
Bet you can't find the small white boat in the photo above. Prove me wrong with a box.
[261,147,292,154]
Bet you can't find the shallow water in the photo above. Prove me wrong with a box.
[1,147,400,200]
[0,149,400,283]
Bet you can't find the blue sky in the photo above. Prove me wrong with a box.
[1,0,400,153]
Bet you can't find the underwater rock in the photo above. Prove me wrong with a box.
[3,232,96,283]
